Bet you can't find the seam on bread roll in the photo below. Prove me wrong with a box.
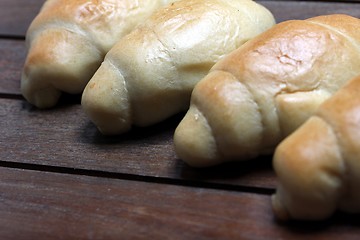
[28,21,104,55]
[107,58,132,122]
[193,105,222,159]
[193,78,229,161]
[308,21,360,52]
[150,28,178,85]
[217,69,267,155]
[317,100,351,206]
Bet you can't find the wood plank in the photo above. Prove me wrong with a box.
[0,0,44,37]
[0,98,276,190]
[258,1,360,22]
[0,39,26,95]
[259,1,360,23]
[1,166,359,240]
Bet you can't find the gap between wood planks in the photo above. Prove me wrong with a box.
[0,160,275,196]
[0,34,25,40]
[0,93,24,100]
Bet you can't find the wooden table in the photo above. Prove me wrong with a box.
[1,0,360,239]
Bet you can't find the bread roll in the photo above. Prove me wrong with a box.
[81,0,275,135]
[174,14,360,167]
[21,0,176,108]
[272,74,360,221]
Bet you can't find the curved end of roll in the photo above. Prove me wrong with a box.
[272,117,343,221]
[174,106,221,168]
[81,61,132,135]
[271,193,290,221]
[22,28,102,108]
[21,72,62,109]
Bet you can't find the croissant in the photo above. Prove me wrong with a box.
[21,0,176,108]
[81,0,275,135]
[174,14,360,167]
[272,74,360,221]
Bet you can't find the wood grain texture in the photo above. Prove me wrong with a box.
[0,39,26,95]
[259,1,360,22]
[1,167,359,240]
[0,0,44,37]
[1,1,360,239]
[0,98,276,190]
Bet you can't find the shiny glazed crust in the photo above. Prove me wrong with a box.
[21,0,177,108]
[81,0,275,135]
[272,74,360,220]
[174,14,360,167]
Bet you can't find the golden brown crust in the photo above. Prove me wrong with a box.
[272,74,360,220]
[308,14,360,43]
[81,0,275,135]
[273,116,344,220]
[174,14,360,167]
[21,0,177,108]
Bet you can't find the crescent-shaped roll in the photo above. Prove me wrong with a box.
[81,0,276,135]
[272,74,360,221]
[174,14,360,167]
[21,0,176,108]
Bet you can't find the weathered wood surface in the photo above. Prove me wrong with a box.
[0,98,277,190]
[0,0,43,38]
[1,167,359,240]
[1,0,360,239]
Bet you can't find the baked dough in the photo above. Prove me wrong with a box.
[174,14,360,167]
[21,0,177,108]
[81,0,275,135]
[272,74,360,220]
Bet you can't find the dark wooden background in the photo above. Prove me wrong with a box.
[1,0,360,239]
